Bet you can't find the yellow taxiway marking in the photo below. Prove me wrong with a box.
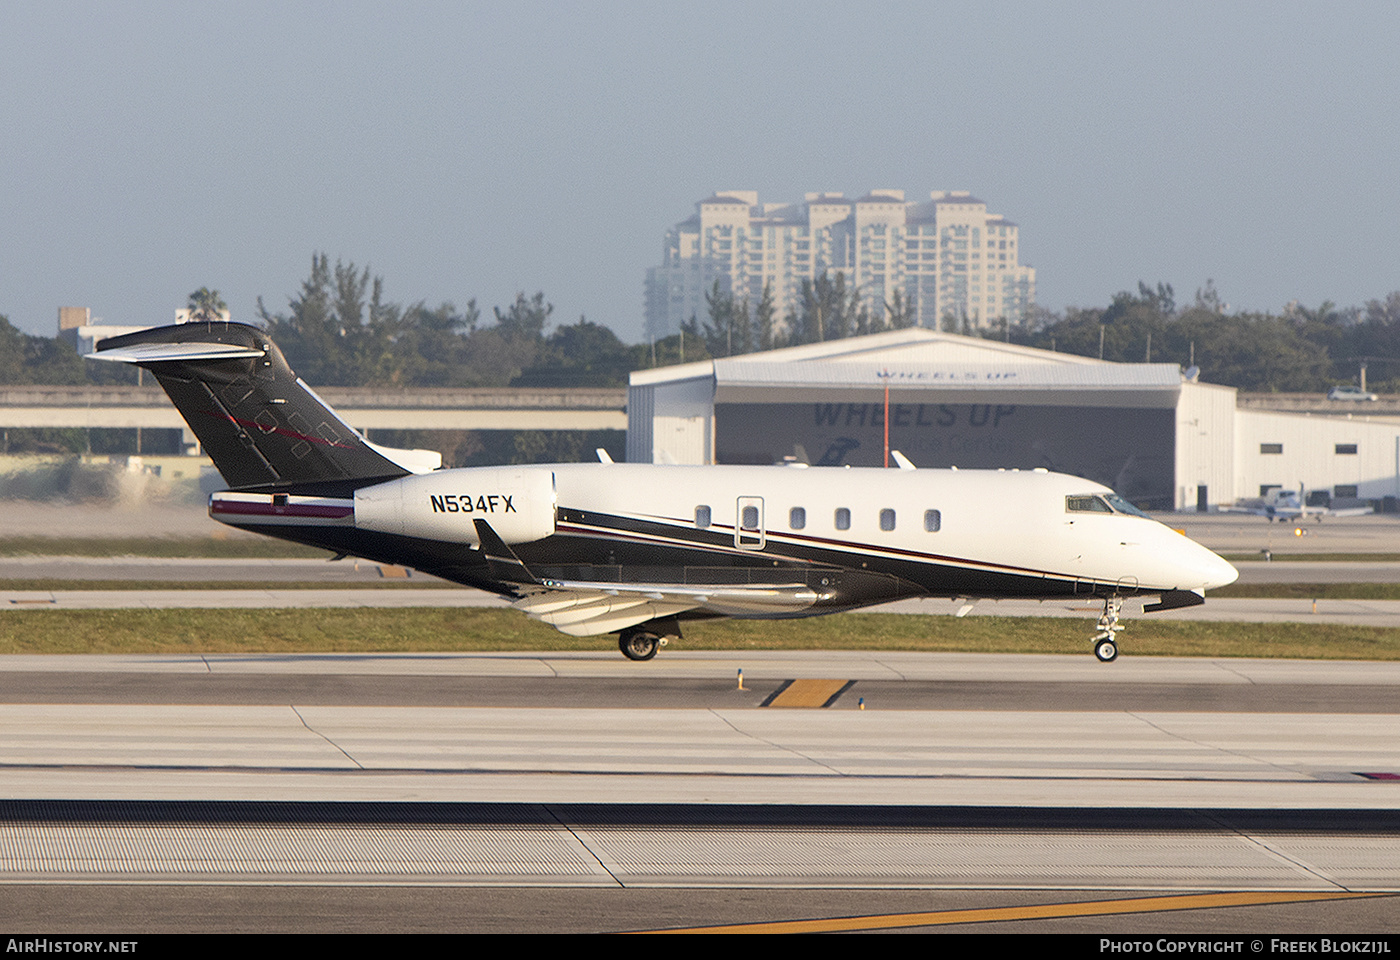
[763,678,851,708]
[644,891,1386,934]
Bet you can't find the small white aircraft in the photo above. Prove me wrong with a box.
[93,322,1238,663]
[1221,485,1374,522]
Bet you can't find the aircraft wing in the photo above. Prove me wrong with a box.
[471,516,830,636]
[510,581,828,636]
[1325,505,1375,518]
[1218,503,1298,519]
[1219,502,1373,520]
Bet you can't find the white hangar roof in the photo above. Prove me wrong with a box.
[631,329,1190,408]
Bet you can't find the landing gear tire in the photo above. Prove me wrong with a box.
[1092,595,1123,663]
[619,630,660,661]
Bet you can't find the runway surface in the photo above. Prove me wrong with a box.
[0,649,1397,931]
[1169,512,1400,555]
[5,482,1400,930]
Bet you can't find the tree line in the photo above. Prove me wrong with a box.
[680,274,918,358]
[3,257,1400,460]
[1001,281,1400,394]
[4,259,1395,393]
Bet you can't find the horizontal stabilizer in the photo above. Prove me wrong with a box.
[89,341,266,364]
[362,439,442,475]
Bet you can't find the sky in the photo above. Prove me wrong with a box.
[2,1,1398,340]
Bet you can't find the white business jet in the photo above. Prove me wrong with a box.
[93,322,1238,663]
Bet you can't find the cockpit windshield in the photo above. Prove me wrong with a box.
[1104,493,1152,518]
[1066,493,1152,518]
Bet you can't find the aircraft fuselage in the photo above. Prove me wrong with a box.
[209,462,1238,624]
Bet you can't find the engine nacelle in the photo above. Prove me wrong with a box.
[353,467,556,544]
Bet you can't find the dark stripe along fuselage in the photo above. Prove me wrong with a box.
[226,502,1104,617]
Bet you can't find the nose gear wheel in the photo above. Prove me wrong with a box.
[1093,596,1123,662]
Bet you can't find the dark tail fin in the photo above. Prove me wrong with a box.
[92,322,413,492]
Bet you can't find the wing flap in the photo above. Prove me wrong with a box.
[536,600,698,637]
[510,580,827,637]
[529,594,654,627]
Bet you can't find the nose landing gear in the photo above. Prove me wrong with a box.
[1093,596,1123,662]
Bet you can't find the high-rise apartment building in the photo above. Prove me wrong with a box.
[644,189,1035,340]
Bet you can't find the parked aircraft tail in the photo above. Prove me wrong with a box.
[91,322,436,492]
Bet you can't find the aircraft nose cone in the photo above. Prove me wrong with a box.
[1198,548,1239,589]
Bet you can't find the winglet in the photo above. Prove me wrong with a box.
[891,450,917,471]
[596,448,613,464]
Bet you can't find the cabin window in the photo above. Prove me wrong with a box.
[789,506,806,530]
[834,507,851,531]
[695,505,711,528]
[1260,443,1283,454]
[924,509,941,532]
[1336,443,1358,455]
[740,505,760,530]
[879,508,896,531]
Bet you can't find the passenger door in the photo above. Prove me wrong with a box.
[735,496,765,550]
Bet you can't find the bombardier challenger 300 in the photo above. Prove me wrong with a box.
[93,322,1238,662]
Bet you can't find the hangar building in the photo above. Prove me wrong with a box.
[626,329,1400,512]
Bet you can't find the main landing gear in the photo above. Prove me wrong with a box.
[1093,596,1123,663]
[619,627,666,661]
[618,617,682,662]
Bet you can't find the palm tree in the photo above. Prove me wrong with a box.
[187,287,228,322]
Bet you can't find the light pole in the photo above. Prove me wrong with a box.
[877,369,894,468]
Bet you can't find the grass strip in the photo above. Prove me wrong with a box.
[1221,553,1400,562]
[1,608,1399,659]
[1210,583,1400,600]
